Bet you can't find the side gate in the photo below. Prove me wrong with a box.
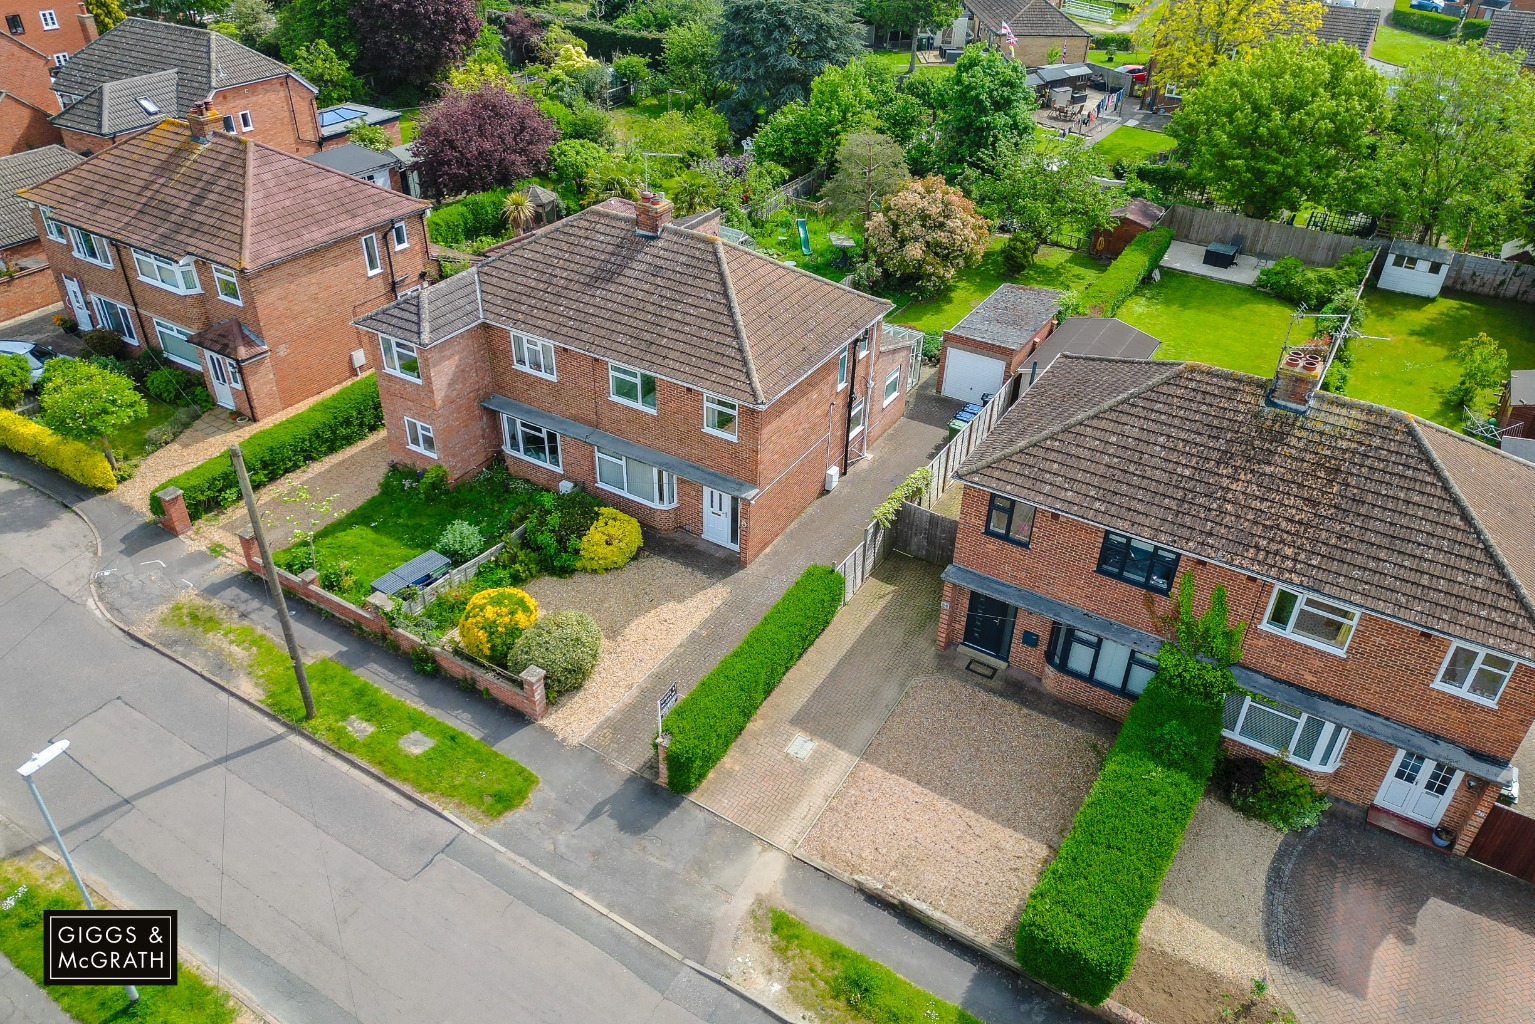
[1467,804,1535,884]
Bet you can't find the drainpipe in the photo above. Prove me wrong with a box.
[383,226,399,299]
[841,339,857,472]
[111,240,153,349]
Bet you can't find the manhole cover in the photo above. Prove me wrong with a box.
[786,735,816,760]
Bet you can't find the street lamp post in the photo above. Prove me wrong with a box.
[17,740,139,1005]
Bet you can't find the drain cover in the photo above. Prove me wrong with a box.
[786,735,816,760]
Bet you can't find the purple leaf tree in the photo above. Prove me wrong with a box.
[415,87,560,198]
[350,0,482,90]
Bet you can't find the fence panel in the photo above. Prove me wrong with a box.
[757,168,826,216]
[893,502,958,564]
[1468,805,1535,884]
[1163,204,1382,266]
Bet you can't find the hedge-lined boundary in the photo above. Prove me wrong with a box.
[661,564,844,792]
[1014,679,1223,1004]
[1387,7,1459,36]
[1077,226,1174,318]
[529,12,665,57]
[149,375,383,520]
[0,409,116,490]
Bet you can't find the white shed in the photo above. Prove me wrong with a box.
[1378,240,1453,298]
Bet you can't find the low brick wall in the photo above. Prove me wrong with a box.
[237,530,547,720]
[0,265,61,323]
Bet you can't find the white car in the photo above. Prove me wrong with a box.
[0,340,69,385]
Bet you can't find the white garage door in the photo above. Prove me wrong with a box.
[941,347,1006,402]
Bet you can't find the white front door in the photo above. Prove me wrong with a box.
[204,351,239,409]
[61,276,92,330]
[1375,749,1461,826]
[702,488,738,550]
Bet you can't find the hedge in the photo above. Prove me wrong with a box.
[426,188,512,248]
[1387,8,1459,36]
[661,564,844,792]
[1461,17,1488,40]
[1091,32,1134,51]
[149,375,383,519]
[0,409,116,490]
[529,12,665,58]
[1076,227,1174,317]
[1014,679,1224,1004]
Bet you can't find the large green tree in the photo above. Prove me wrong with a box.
[751,57,895,172]
[1150,0,1318,92]
[716,0,866,135]
[965,136,1118,252]
[289,40,359,105]
[276,0,358,63]
[1167,38,1387,220]
[864,0,961,73]
[663,19,731,107]
[864,175,990,295]
[37,362,145,472]
[934,44,1035,177]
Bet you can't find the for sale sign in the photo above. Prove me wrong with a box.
[44,910,177,986]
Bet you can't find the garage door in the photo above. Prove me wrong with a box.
[941,347,1005,402]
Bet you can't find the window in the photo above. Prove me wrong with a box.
[391,221,409,250]
[1264,586,1359,653]
[39,9,58,29]
[837,349,848,389]
[135,95,160,116]
[52,52,67,67]
[90,295,138,344]
[151,317,200,368]
[39,206,67,243]
[238,110,253,132]
[132,249,198,293]
[1434,642,1516,705]
[609,363,657,412]
[211,265,241,304]
[595,447,676,508]
[1047,624,1158,699]
[5,14,23,33]
[984,494,1033,546]
[379,334,420,381]
[501,416,561,470]
[511,331,555,379]
[69,228,111,267]
[848,397,866,437]
[403,417,436,457]
[704,394,737,440]
[361,233,382,275]
[1097,531,1179,595]
[221,114,236,133]
[857,332,869,356]
[1222,693,1347,771]
[883,368,901,406]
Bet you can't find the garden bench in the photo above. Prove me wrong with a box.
[371,550,452,596]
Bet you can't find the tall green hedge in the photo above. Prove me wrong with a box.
[149,375,383,520]
[661,565,844,792]
[1387,7,1459,36]
[530,13,665,57]
[427,188,512,248]
[1076,226,1174,317]
[1460,17,1489,40]
[1014,679,1224,1004]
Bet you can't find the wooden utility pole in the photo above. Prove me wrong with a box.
[230,444,316,719]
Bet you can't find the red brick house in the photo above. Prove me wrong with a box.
[355,193,905,563]
[1,18,79,155]
[935,283,1060,403]
[2,0,98,66]
[0,143,80,320]
[936,351,1535,855]
[19,110,428,419]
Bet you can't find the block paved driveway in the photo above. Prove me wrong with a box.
[1266,811,1535,1023]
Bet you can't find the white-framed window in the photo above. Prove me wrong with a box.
[132,248,199,293]
[238,110,253,132]
[595,446,676,508]
[211,265,241,305]
[39,9,59,29]
[837,349,848,389]
[609,363,657,412]
[90,295,139,344]
[403,417,436,457]
[379,334,420,382]
[69,227,111,267]
[882,368,901,406]
[1222,692,1348,772]
[703,394,737,440]
[848,397,866,437]
[39,206,67,243]
[221,114,237,134]
[500,415,561,470]
[511,331,556,380]
[391,221,409,250]
[362,233,382,276]
[857,332,869,357]
[135,97,159,116]
[52,52,68,67]
[1433,642,1516,706]
[151,317,200,369]
[1262,585,1359,654]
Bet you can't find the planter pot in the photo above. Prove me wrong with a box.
[1431,827,1455,848]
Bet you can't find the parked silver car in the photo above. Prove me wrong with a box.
[0,340,70,385]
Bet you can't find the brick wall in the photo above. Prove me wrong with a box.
[1010,36,1090,66]
[935,319,1055,396]
[10,1,95,58]
[0,34,64,112]
[0,260,62,321]
[0,94,63,155]
[208,78,323,155]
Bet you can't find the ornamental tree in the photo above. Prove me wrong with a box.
[414,87,559,198]
[935,45,1036,177]
[964,135,1118,257]
[38,361,146,471]
[1150,0,1318,93]
[85,0,126,32]
[864,175,991,296]
[824,131,910,231]
[716,0,866,135]
[752,59,896,173]
[351,0,482,91]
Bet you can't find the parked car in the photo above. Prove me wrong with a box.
[1408,0,1444,10]
[1116,64,1148,83]
[0,340,70,386]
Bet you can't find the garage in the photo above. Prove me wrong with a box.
[940,346,1006,402]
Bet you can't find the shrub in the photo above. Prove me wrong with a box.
[150,375,383,519]
[1229,754,1329,832]
[1388,7,1458,35]
[409,644,439,675]
[1461,17,1489,40]
[1000,231,1039,273]
[458,586,538,666]
[575,508,642,572]
[425,188,512,248]
[437,519,486,563]
[1255,246,1374,308]
[1448,331,1508,412]
[1075,227,1174,317]
[0,409,116,490]
[509,609,602,698]
[1093,32,1134,50]
[79,328,125,358]
[662,565,844,792]
[529,12,665,57]
[317,559,358,594]
[870,467,932,528]
[145,366,199,405]
[523,488,601,576]
[0,354,29,408]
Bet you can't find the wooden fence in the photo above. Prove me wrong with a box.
[1468,804,1535,884]
[398,524,526,616]
[893,501,958,564]
[756,167,826,217]
[1163,205,1378,266]
[833,519,892,605]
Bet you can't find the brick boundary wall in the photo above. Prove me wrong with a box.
[0,264,62,322]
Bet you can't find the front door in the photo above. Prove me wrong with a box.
[204,351,239,410]
[702,488,739,549]
[961,592,1015,659]
[1376,749,1461,826]
[61,276,92,330]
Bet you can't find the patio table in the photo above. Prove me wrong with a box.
[1203,242,1239,268]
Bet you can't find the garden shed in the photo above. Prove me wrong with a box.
[1090,198,1165,260]
[1378,240,1453,298]
[937,284,1062,403]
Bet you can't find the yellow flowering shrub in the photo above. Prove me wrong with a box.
[575,508,643,573]
[0,410,115,490]
[458,587,538,666]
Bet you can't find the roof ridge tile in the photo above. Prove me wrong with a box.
[713,237,765,404]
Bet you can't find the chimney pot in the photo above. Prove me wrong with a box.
[1268,345,1326,412]
[186,102,219,144]
[635,191,673,238]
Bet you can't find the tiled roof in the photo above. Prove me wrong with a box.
[949,284,1062,350]
[959,355,1535,659]
[356,205,891,405]
[1318,4,1382,54]
[51,69,180,136]
[1486,9,1535,67]
[966,0,1093,38]
[19,120,426,270]
[305,143,401,178]
[0,145,83,249]
[359,266,483,345]
[188,318,267,361]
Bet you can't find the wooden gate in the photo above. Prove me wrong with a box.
[1467,804,1535,883]
[894,502,957,565]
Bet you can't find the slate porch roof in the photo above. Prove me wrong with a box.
[966,0,1093,37]
[0,145,83,249]
[948,284,1062,350]
[958,354,1535,660]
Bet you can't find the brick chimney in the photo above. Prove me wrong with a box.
[1267,347,1326,412]
[77,4,98,42]
[187,101,218,144]
[635,191,673,238]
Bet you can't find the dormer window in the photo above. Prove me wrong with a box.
[133,249,199,294]
[136,97,160,116]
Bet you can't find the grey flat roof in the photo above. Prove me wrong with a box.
[1509,368,1535,407]
[482,395,759,499]
[1388,238,1455,261]
[1502,436,1535,466]
[305,143,400,177]
[1024,318,1161,369]
[317,102,402,138]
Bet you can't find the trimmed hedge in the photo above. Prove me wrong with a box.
[1091,32,1134,51]
[1387,7,1459,36]
[0,409,116,490]
[1461,17,1488,40]
[1076,227,1174,318]
[1014,679,1224,1004]
[149,375,383,519]
[661,565,844,792]
[426,188,512,248]
[530,12,665,57]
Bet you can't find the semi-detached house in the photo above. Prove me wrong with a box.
[355,193,909,563]
[937,350,1535,855]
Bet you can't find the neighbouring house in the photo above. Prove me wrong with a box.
[354,192,905,564]
[315,102,404,152]
[937,349,1535,855]
[0,143,79,320]
[944,0,1092,63]
[936,284,1061,403]
[19,109,428,419]
[1090,197,1165,259]
[1500,369,1535,438]
[0,29,69,155]
[2,1,98,70]
[1485,8,1535,68]
[306,142,405,191]
[1378,239,1452,298]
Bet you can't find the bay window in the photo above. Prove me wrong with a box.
[1222,692,1347,771]
[595,447,676,508]
[1046,624,1158,699]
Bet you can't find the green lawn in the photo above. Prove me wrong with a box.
[397,108,419,143]
[106,396,180,461]
[1092,125,1175,168]
[750,209,866,282]
[1371,23,1450,65]
[164,600,539,819]
[1119,270,1297,377]
[1087,48,1148,67]
[865,48,955,77]
[888,241,1105,333]
[609,95,678,144]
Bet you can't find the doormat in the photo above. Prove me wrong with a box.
[966,660,998,679]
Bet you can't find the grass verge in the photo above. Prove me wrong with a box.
[1370,23,1450,65]
[888,242,1104,333]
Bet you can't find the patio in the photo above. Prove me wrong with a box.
[1159,239,1266,286]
